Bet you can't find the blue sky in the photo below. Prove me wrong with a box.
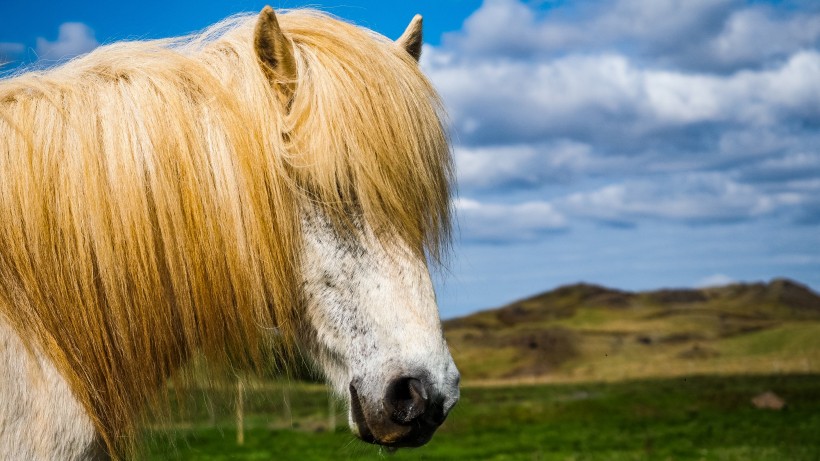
[2,0,819,318]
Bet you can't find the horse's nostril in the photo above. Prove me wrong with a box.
[385,377,429,424]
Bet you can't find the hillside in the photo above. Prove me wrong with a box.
[443,278,820,382]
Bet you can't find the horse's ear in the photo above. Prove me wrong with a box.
[396,14,423,62]
[254,6,297,100]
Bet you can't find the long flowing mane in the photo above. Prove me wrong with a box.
[0,10,451,456]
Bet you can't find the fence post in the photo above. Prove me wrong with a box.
[236,378,245,446]
[282,383,292,425]
[328,392,336,432]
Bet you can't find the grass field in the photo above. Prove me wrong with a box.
[144,373,820,460]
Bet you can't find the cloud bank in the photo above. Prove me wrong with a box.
[424,0,820,243]
[1,22,98,67]
[36,22,99,61]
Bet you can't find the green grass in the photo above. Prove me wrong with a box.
[722,323,820,357]
[144,374,820,460]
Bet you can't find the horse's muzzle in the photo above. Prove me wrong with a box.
[349,375,456,448]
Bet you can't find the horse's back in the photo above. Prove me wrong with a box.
[0,317,106,460]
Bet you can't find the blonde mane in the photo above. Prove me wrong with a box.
[0,10,451,457]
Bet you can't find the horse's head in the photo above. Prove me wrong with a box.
[300,210,460,448]
[252,7,459,448]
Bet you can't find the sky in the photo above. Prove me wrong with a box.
[1,0,819,318]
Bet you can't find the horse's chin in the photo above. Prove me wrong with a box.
[348,382,437,449]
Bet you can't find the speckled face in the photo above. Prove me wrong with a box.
[299,210,460,448]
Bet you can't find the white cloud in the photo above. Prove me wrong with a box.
[36,22,99,62]
[425,50,649,145]
[740,152,820,183]
[455,198,567,242]
[455,141,595,191]
[696,273,736,288]
[427,46,820,145]
[442,0,820,71]
[432,0,820,242]
[707,6,820,70]
[559,174,790,224]
[592,0,736,49]
[444,0,737,59]
[449,0,547,56]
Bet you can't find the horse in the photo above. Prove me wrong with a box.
[0,7,459,459]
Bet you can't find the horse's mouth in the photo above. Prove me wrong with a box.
[348,382,437,449]
[348,383,379,444]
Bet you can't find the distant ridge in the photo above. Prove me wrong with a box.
[444,278,820,382]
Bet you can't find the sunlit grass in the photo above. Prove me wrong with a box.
[144,374,820,460]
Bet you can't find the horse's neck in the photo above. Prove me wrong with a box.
[0,317,107,460]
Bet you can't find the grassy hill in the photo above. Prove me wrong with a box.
[443,278,820,383]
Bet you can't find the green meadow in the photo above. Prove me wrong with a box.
[144,281,820,459]
[145,373,820,460]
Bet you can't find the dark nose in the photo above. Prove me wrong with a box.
[349,375,455,448]
[384,376,446,427]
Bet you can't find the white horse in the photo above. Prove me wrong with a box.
[0,7,459,459]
